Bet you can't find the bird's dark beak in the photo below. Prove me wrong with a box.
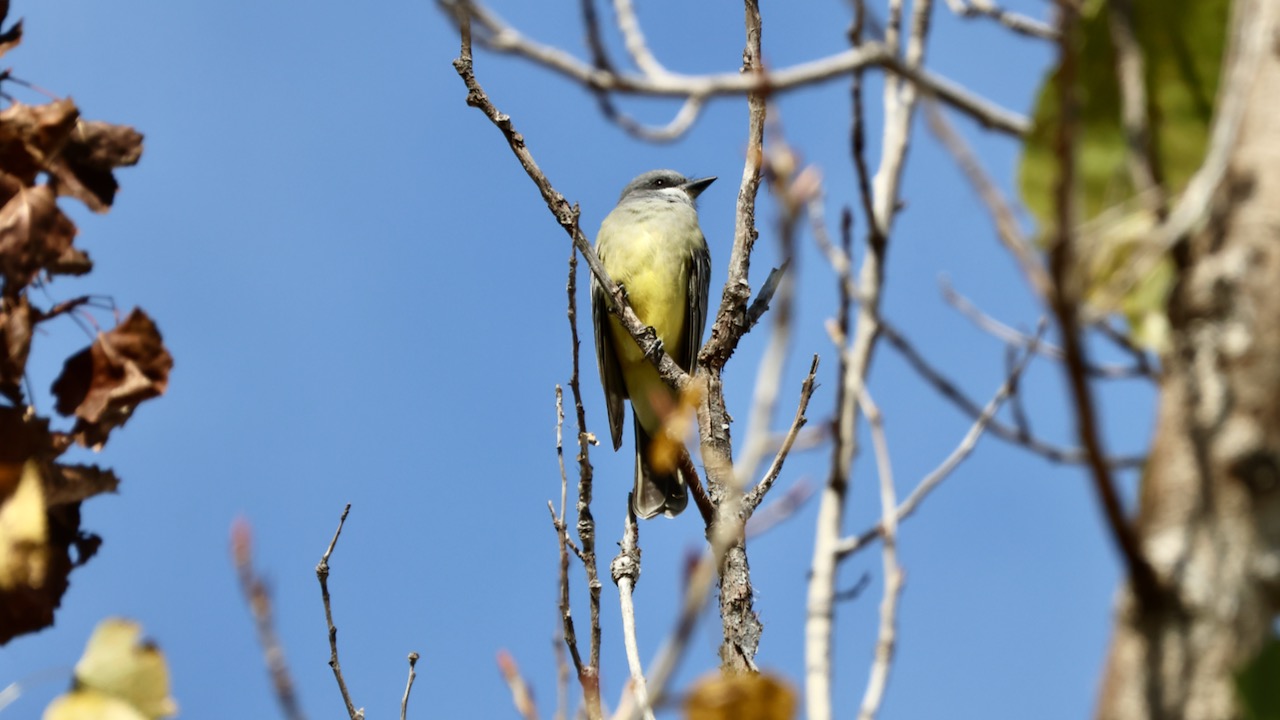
[682,176,716,199]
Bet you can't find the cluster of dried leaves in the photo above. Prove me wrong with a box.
[0,6,170,644]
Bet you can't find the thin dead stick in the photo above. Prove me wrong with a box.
[744,355,820,514]
[316,504,362,720]
[611,0,666,77]
[747,480,815,538]
[232,518,308,720]
[563,246,603,718]
[877,316,1145,468]
[401,653,419,720]
[837,326,1044,559]
[610,509,655,720]
[940,278,1155,380]
[852,385,903,720]
[619,550,719,720]
[943,0,1058,40]
[734,139,804,500]
[550,387,587,683]
[497,650,540,720]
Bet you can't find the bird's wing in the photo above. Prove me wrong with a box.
[591,270,627,450]
[682,235,712,372]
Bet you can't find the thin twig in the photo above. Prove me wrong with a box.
[232,518,308,720]
[400,653,419,720]
[611,0,667,77]
[743,355,820,514]
[497,650,540,720]
[316,504,361,720]
[940,278,1155,380]
[852,386,903,720]
[619,550,719,720]
[837,325,1044,558]
[610,508,654,720]
[565,238,603,718]
[878,317,1146,468]
[944,0,1059,40]
[746,480,815,538]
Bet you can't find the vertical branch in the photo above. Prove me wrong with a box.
[853,388,903,720]
[1044,4,1161,610]
[566,242,605,717]
[400,653,419,720]
[701,0,768,675]
[807,0,933,716]
[315,505,361,720]
[232,519,309,720]
[610,509,654,720]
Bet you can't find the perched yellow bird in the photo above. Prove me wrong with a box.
[592,170,714,519]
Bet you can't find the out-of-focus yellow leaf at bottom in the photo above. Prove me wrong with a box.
[43,689,149,720]
[0,459,49,590]
[685,671,796,720]
[43,618,178,720]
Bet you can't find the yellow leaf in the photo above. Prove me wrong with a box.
[43,689,148,720]
[58,618,178,720]
[0,458,48,590]
[685,671,796,720]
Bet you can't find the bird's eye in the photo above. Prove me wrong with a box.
[653,178,666,187]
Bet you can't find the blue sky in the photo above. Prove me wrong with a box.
[2,2,1156,718]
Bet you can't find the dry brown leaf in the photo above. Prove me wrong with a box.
[0,99,78,183]
[47,120,144,212]
[0,182,78,290]
[0,293,31,402]
[51,308,173,449]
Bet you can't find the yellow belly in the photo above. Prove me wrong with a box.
[598,204,700,433]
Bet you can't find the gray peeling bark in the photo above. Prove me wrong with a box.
[1097,8,1280,719]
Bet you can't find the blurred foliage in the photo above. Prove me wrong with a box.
[1017,0,1229,348]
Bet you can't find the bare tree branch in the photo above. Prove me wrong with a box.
[400,653,419,720]
[232,519,308,720]
[807,0,934,711]
[440,0,1029,135]
[316,504,362,720]
[943,0,1058,40]
[610,508,654,720]
[852,386,903,720]
[837,326,1044,559]
[497,650,540,720]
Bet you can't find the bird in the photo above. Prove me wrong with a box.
[591,169,714,519]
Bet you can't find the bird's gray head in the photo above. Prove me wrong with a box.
[616,169,716,208]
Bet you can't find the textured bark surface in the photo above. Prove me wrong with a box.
[1096,6,1280,718]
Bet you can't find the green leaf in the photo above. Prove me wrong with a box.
[1015,0,1229,350]
[1237,636,1280,720]
[1018,0,1230,228]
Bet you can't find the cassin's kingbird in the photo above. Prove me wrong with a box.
[591,169,714,519]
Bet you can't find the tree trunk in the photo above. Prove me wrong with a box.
[1096,2,1280,717]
